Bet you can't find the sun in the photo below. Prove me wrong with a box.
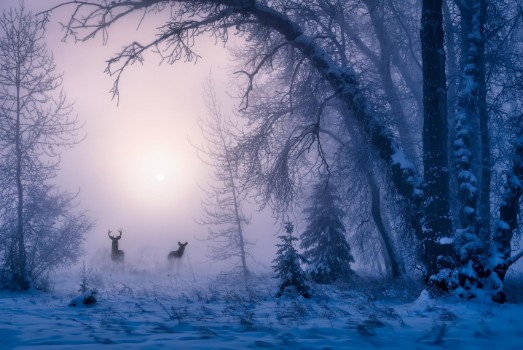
[114,145,203,208]
[156,172,166,182]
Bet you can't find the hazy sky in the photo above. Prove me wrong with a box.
[1,0,279,274]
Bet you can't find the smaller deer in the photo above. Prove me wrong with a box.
[108,229,125,262]
[168,241,188,261]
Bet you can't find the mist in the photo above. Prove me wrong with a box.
[2,1,523,348]
[0,0,279,278]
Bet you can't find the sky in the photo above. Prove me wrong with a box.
[0,0,279,274]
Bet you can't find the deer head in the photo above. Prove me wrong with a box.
[108,229,122,241]
[108,229,124,262]
[168,241,188,260]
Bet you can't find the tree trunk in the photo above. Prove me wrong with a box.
[14,55,29,290]
[224,142,250,280]
[420,0,454,285]
[490,134,523,303]
[453,0,487,298]
[443,0,460,228]
[364,0,419,166]
[477,3,490,241]
[458,0,490,241]
[367,170,403,279]
[231,174,250,280]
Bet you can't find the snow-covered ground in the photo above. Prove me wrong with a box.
[1,261,522,349]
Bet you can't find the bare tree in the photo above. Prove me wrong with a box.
[44,0,424,288]
[47,0,523,301]
[0,4,88,289]
[20,183,92,283]
[196,79,252,279]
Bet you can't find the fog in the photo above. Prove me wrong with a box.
[1,0,279,276]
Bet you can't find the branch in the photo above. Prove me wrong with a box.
[507,249,523,267]
[234,41,291,110]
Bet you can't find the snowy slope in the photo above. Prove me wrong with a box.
[1,264,522,349]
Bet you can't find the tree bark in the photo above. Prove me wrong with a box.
[420,0,453,284]
[367,170,403,279]
[14,43,28,290]
[453,0,487,298]
[443,0,460,227]
[227,158,250,280]
[477,2,490,241]
[458,0,490,241]
[365,0,419,166]
[490,134,523,303]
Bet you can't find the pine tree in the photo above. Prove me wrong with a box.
[273,222,311,299]
[300,180,354,283]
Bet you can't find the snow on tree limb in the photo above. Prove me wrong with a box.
[490,133,523,302]
[450,0,486,300]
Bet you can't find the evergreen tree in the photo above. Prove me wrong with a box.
[300,180,354,283]
[273,222,311,299]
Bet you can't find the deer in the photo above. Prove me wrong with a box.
[168,241,188,261]
[108,229,125,262]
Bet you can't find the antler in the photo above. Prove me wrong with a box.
[108,230,113,239]
[118,229,123,238]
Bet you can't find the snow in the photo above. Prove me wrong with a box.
[1,265,523,349]
[461,259,476,278]
[438,237,454,245]
[391,147,415,172]
[510,172,522,189]
[496,219,510,231]
[463,206,475,215]
[68,289,97,307]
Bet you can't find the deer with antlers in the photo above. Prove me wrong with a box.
[168,241,188,261]
[108,229,125,262]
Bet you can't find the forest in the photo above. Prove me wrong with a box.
[0,0,522,348]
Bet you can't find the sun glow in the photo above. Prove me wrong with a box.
[156,172,166,182]
[140,150,178,187]
[111,143,197,209]
[142,151,177,183]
